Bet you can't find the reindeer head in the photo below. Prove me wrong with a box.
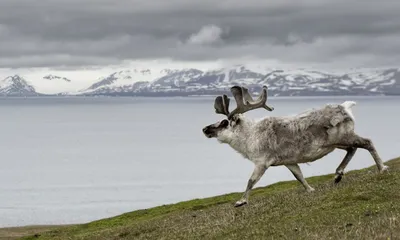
[202,85,274,139]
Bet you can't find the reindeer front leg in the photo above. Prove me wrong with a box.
[235,164,267,207]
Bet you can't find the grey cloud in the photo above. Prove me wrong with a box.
[1,0,400,68]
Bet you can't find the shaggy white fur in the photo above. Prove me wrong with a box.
[203,100,388,207]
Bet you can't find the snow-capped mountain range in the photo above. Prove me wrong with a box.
[0,75,37,96]
[1,65,400,96]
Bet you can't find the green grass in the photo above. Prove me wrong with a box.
[9,157,400,239]
[0,225,71,240]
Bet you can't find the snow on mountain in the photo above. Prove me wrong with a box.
[28,74,78,95]
[23,74,85,95]
[184,65,266,91]
[0,75,37,96]
[237,63,277,75]
[254,69,344,94]
[80,69,168,95]
[43,75,71,82]
[1,65,400,96]
[0,73,92,95]
[152,69,203,87]
[77,65,400,96]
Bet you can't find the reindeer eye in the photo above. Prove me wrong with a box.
[220,119,229,128]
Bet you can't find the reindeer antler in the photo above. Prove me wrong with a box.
[214,94,230,116]
[228,85,274,119]
[213,85,274,119]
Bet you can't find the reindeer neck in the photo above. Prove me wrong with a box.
[217,116,256,157]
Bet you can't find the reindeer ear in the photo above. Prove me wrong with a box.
[230,115,241,127]
[234,116,241,124]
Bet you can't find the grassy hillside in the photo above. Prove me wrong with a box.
[10,157,400,239]
[0,226,70,240]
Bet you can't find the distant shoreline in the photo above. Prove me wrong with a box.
[0,93,399,98]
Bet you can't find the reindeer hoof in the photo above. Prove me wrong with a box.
[306,187,315,193]
[334,174,343,184]
[234,200,247,207]
[380,165,389,173]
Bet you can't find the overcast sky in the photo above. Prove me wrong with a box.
[1,0,400,70]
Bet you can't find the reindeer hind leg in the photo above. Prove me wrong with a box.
[339,134,388,173]
[334,147,357,184]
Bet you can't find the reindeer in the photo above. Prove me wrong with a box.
[202,85,389,207]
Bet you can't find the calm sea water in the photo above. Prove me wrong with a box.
[0,96,399,227]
